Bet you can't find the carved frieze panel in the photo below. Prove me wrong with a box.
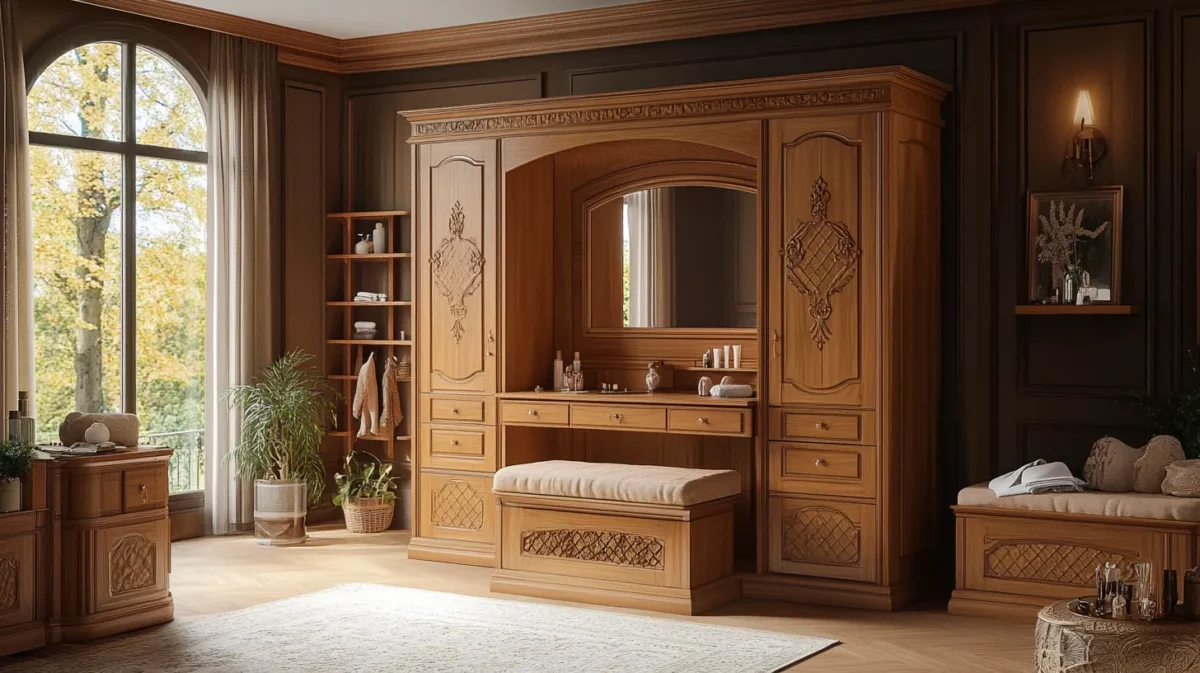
[521,528,665,570]
[110,534,156,595]
[431,480,485,530]
[782,505,860,566]
[985,539,1134,585]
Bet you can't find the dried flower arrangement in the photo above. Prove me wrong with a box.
[1035,200,1110,295]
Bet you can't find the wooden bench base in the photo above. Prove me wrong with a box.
[951,505,1200,621]
[492,491,738,615]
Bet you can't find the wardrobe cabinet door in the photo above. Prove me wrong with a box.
[417,140,498,395]
[768,115,878,409]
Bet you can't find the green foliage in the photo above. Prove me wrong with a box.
[332,451,398,507]
[223,351,338,504]
[0,442,37,481]
[1138,351,1200,459]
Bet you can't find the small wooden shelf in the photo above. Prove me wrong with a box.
[326,210,410,218]
[328,253,412,261]
[1015,304,1137,316]
[679,366,757,373]
[326,301,411,307]
[328,339,412,346]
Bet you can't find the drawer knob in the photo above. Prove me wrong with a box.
[814,459,826,467]
[610,413,622,422]
[815,422,827,430]
[528,409,538,416]
[697,417,709,424]
[450,439,460,446]
[450,407,459,414]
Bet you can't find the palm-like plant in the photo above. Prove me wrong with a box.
[224,351,338,504]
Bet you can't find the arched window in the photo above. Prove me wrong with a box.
[27,40,207,494]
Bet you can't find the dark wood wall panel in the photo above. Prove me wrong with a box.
[282,81,328,366]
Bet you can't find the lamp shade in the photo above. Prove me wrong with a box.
[1074,90,1095,127]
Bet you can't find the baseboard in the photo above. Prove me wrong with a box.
[491,569,740,615]
[741,573,921,612]
[407,536,495,567]
[948,589,1050,621]
[49,594,174,643]
[0,622,47,657]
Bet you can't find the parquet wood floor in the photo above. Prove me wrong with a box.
[28,525,1036,671]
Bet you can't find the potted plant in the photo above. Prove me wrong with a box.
[1136,350,1200,459]
[333,451,399,533]
[0,440,35,513]
[225,350,338,546]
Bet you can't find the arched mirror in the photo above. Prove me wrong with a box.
[585,184,757,330]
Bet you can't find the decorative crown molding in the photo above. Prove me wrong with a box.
[72,0,993,74]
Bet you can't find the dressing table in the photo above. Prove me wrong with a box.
[405,66,947,610]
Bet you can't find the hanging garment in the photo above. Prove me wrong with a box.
[380,356,404,432]
[352,353,379,438]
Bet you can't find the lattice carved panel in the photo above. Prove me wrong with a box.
[0,555,17,613]
[430,200,485,344]
[782,506,860,566]
[521,529,665,570]
[431,480,485,530]
[110,534,156,595]
[783,176,861,350]
[985,540,1134,585]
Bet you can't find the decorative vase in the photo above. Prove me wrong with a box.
[697,376,713,397]
[0,478,20,513]
[719,376,735,386]
[84,422,110,444]
[254,479,308,546]
[354,234,370,255]
[1063,264,1081,306]
[645,362,661,393]
[373,222,387,254]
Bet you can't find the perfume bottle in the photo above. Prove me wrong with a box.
[553,350,564,392]
[563,366,574,392]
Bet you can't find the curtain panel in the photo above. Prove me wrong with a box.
[207,33,278,535]
[1,0,34,419]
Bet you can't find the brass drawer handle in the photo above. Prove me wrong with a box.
[609,413,622,422]
[450,407,459,414]
[814,459,826,467]
[528,409,539,417]
[139,483,149,503]
[450,439,460,446]
[697,417,709,425]
[814,422,827,430]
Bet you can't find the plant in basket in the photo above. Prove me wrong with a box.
[334,451,399,533]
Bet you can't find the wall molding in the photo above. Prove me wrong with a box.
[73,0,994,73]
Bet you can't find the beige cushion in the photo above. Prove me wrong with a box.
[58,412,140,447]
[1083,437,1139,492]
[493,460,741,507]
[1134,436,1186,493]
[1164,460,1200,498]
[957,483,1200,522]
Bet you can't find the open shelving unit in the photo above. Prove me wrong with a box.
[1014,304,1137,316]
[323,211,414,472]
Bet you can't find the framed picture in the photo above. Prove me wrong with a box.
[1026,186,1123,305]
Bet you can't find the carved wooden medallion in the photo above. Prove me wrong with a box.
[521,529,665,570]
[430,201,485,344]
[782,506,860,566]
[783,176,861,350]
[110,534,156,595]
[0,555,17,613]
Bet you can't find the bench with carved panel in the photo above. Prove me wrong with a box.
[490,460,741,615]
[950,484,1200,620]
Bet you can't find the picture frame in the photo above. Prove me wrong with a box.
[1026,186,1123,305]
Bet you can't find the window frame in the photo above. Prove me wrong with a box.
[26,24,210,506]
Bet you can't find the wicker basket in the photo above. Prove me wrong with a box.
[343,496,394,533]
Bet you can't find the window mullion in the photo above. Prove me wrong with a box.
[120,41,137,416]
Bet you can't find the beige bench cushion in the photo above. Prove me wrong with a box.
[957,483,1200,522]
[493,460,741,507]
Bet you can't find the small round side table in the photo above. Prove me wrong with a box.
[1035,600,1200,673]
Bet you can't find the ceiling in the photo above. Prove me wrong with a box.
[169,0,656,39]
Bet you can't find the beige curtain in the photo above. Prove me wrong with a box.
[1,0,34,420]
[625,189,674,328]
[206,34,278,535]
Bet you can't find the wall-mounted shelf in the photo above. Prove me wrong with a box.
[327,253,412,261]
[326,301,411,307]
[679,366,757,373]
[1015,304,1136,316]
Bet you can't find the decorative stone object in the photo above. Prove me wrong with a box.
[719,376,734,386]
[1164,459,1200,498]
[697,376,713,397]
[83,422,111,445]
[1134,436,1186,493]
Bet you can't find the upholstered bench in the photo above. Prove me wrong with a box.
[490,460,742,615]
[950,484,1200,620]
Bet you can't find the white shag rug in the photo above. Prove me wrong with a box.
[9,583,837,672]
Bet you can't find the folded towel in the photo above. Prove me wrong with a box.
[709,384,754,398]
[355,291,387,300]
[989,460,1086,497]
[354,321,377,330]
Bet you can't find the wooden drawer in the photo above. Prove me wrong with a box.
[428,397,488,424]
[768,496,877,583]
[418,472,495,545]
[570,404,666,432]
[123,466,168,513]
[769,408,874,445]
[769,442,876,499]
[421,425,497,472]
[667,407,751,437]
[500,401,570,427]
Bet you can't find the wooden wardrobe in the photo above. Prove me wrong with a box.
[403,66,947,610]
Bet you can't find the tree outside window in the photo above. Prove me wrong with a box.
[27,41,207,494]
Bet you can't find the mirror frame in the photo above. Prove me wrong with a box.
[576,160,757,339]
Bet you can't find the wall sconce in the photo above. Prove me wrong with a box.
[1062,90,1107,183]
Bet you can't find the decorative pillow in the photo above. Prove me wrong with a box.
[1083,437,1140,492]
[1134,435,1186,493]
[58,412,140,447]
[1163,459,1200,498]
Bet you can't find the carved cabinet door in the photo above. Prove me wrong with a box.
[93,518,170,614]
[768,115,878,408]
[0,531,36,630]
[417,140,498,394]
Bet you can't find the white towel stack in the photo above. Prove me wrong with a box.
[988,459,1086,497]
[354,320,378,340]
[354,291,387,303]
